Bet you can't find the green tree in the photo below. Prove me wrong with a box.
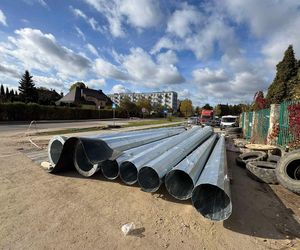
[267,45,298,103]
[214,105,222,117]
[5,87,9,98]
[136,97,152,114]
[195,106,201,115]
[0,84,4,96]
[152,102,164,115]
[119,96,138,117]
[0,84,5,102]
[36,87,62,105]
[70,81,86,91]
[288,63,300,100]
[202,103,213,110]
[18,70,38,103]
[180,99,193,117]
[9,89,15,102]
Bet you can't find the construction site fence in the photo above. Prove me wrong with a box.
[240,99,300,149]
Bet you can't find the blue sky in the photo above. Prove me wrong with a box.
[0,0,299,106]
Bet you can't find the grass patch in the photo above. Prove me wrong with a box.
[35,126,105,136]
[123,118,183,127]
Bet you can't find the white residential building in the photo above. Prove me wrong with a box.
[108,91,178,111]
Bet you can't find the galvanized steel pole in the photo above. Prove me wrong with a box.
[165,134,217,200]
[191,135,232,221]
[137,126,213,192]
[47,127,185,175]
[119,127,200,185]
[100,137,171,179]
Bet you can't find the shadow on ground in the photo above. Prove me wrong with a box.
[56,170,191,205]
[224,151,300,240]
[24,146,300,239]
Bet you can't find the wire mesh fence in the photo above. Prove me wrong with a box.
[246,112,253,140]
[255,108,270,144]
[278,100,300,148]
[240,100,300,148]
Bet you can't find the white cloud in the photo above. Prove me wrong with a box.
[83,0,124,37]
[83,0,162,37]
[178,88,190,99]
[0,9,7,26]
[94,58,130,81]
[223,0,300,68]
[151,37,182,54]
[0,64,20,78]
[167,3,202,38]
[94,47,184,87]
[70,6,103,33]
[85,78,106,89]
[192,65,268,103]
[33,75,66,90]
[223,0,297,37]
[1,28,91,80]
[152,12,238,61]
[192,68,228,84]
[156,50,178,65]
[86,43,99,56]
[111,84,131,93]
[119,0,162,28]
[23,0,48,8]
[122,47,184,86]
[75,26,86,41]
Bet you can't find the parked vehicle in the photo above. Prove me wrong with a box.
[214,118,221,127]
[200,109,214,125]
[220,115,238,130]
[187,116,200,125]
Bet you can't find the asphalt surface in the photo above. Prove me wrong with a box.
[0,119,127,134]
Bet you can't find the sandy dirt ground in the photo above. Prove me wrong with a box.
[0,127,299,250]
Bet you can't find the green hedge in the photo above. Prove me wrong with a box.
[0,102,127,121]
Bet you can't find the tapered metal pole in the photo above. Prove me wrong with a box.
[191,135,232,221]
[47,127,185,175]
[101,137,170,179]
[165,134,217,200]
[119,127,200,185]
[137,126,213,192]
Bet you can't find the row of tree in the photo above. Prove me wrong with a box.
[178,100,249,118]
[0,85,18,102]
[118,96,171,117]
[0,71,62,105]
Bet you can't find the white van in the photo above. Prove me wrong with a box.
[220,115,238,130]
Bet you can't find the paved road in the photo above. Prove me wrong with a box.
[0,119,129,134]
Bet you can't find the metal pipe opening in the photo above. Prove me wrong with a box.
[138,167,160,192]
[101,160,119,179]
[74,142,97,177]
[49,140,63,165]
[119,161,138,185]
[165,170,194,200]
[192,184,232,221]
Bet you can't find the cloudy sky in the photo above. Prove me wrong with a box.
[0,0,299,106]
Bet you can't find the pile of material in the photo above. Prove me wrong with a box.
[46,126,232,221]
[236,149,300,194]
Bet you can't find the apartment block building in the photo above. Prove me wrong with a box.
[108,91,178,111]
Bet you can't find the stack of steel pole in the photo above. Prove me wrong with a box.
[44,126,232,222]
[47,126,185,175]
[118,126,200,185]
[165,134,217,200]
[137,126,213,192]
